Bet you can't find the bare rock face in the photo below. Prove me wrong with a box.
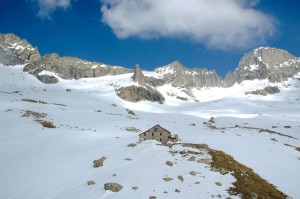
[24,53,132,83]
[104,183,123,192]
[232,47,300,83]
[0,33,40,65]
[117,85,165,103]
[132,64,146,86]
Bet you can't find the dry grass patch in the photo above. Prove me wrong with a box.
[21,110,47,118]
[37,120,56,128]
[209,150,288,199]
[22,98,66,106]
[284,143,300,152]
[21,110,56,128]
[22,98,47,104]
[258,128,296,139]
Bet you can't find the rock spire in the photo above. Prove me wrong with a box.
[132,64,146,86]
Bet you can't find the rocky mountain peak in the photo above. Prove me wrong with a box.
[238,47,296,69]
[132,64,146,86]
[233,47,300,82]
[0,33,40,65]
[155,60,187,75]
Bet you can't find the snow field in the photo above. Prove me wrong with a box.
[0,64,299,198]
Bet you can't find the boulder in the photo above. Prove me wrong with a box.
[104,183,123,192]
[93,156,106,167]
[189,171,197,176]
[37,75,59,84]
[197,158,211,164]
[177,175,184,182]
[166,161,174,167]
[163,177,173,182]
[87,180,96,185]
[175,189,181,193]
[188,156,196,161]
[215,182,222,186]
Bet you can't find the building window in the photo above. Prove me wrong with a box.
[152,133,154,136]
[154,127,158,131]
[160,132,162,136]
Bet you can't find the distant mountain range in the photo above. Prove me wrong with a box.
[1,33,299,103]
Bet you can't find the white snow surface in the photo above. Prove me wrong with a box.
[0,64,300,199]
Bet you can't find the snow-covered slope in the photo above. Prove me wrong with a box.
[1,64,299,199]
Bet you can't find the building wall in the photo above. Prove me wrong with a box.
[139,125,170,144]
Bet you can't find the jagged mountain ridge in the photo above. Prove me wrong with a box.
[0,33,40,65]
[1,33,299,103]
[24,53,132,83]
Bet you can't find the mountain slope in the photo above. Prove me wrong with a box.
[0,64,299,199]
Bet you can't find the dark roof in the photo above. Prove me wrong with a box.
[138,124,172,136]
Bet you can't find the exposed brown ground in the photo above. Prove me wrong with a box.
[209,150,288,199]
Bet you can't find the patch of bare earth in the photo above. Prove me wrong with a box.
[21,110,56,128]
[209,150,288,199]
[173,143,288,198]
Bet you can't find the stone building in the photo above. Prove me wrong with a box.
[139,125,178,145]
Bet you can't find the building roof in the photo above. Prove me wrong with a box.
[138,124,172,136]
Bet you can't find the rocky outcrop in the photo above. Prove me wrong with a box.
[132,64,146,86]
[117,85,165,103]
[245,86,280,96]
[37,75,59,84]
[0,33,40,65]
[24,53,132,82]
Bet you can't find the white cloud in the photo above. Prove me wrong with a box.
[100,0,276,50]
[33,0,73,19]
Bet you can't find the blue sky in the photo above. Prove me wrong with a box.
[1,0,299,77]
